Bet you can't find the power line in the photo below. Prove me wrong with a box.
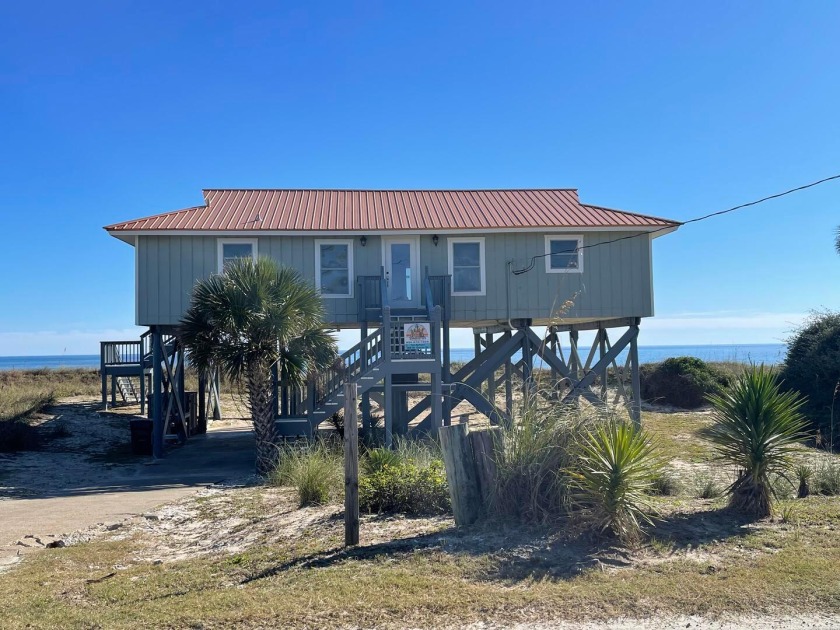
[511,172,840,275]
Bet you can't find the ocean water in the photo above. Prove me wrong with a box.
[0,355,102,370]
[0,344,786,372]
[451,343,787,367]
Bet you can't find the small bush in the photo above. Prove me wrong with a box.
[571,420,663,544]
[648,467,682,496]
[362,447,402,475]
[693,473,723,499]
[640,357,733,409]
[270,442,342,507]
[359,459,450,515]
[813,461,840,496]
[779,311,840,447]
[706,365,808,517]
[490,401,602,523]
[796,464,813,498]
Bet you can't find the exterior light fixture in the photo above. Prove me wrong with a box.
[360,236,367,247]
[432,234,439,246]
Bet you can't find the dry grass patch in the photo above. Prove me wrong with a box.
[2,478,840,628]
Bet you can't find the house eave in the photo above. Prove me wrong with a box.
[106,224,679,244]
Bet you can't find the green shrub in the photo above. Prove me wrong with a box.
[570,420,663,543]
[779,311,840,447]
[359,459,450,515]
[693,474,723,499]
[796,464,813,498]
[706,365,809,517]
[648,467,681,496]
[813,461,840,496]
[270,441,342,507]
[362,447,401,475]
[640,357,733,409]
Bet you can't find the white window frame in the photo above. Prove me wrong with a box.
[448,237,486,296]
[315,239,354,298]
[544,234,584,274]
[217,238,258,273]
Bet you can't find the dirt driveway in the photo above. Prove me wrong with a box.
[0,398,254,571]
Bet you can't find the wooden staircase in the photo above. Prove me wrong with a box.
[308,326,386,428]
[116,376,140,404]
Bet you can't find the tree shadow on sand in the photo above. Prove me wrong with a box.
[239,506,757,586]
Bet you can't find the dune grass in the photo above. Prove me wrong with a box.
[0,369,101,451]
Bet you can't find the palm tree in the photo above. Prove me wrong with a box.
[706,365,808,518]
[180,257,337,475]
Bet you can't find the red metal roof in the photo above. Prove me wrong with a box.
[104,189,680,233]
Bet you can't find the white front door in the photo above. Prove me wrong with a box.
[383,237,420,308]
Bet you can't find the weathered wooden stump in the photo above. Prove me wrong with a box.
[469,426,502,510]
[439,424,481,526]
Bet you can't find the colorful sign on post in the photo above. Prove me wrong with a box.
[404,322,431,352]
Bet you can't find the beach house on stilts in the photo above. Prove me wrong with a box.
[101,189,680,456]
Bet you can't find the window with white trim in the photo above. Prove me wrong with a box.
[217,238,258,273]
[315,240,353,297]
[448,237,486,296]
[544,235,583,273]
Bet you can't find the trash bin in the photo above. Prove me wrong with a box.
[129,418,153,455]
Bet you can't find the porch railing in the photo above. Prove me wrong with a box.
[357,272,450,321]
[313,327,386,408]
[100,341,142,365]
[425,274,451,320]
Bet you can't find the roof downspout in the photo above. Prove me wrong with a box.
[506,260,514,330]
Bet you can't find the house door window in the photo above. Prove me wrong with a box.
[383,237,420,307]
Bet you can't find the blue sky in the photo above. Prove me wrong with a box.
[0,1,838,355]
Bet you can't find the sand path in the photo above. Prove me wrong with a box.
[0,399,254,571]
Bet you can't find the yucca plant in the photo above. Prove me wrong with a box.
[706,365,808,518]
[796,464,813,498]
[570,420,663,544]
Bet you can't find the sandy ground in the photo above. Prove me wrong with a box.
[0,397,255,573]
[3,397,839,629]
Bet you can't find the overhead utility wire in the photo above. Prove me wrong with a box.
[511,172,840,275]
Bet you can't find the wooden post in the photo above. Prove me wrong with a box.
[139,366,146,416]
[504,356,513,421]
[343,382,360,546]
[151,328,164,459]
[570,330,579,381]
[485,333,496,407]
[429,306,443,435]
[383,306,393,448]
[442,317,451,426]
[521,332,533,404]
[469,427,501,510]
[630,326,642,428]
[599,328,608,401]
[197,372,206,433]
[100,344,108,410]
[473,333,483,395]
[439,424,480,526]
